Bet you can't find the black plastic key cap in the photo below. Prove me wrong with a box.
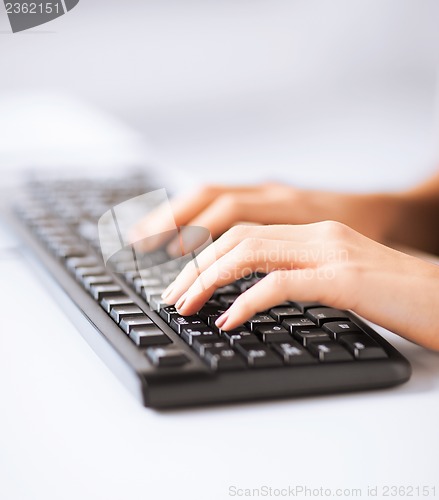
[218,294,240,307]
[214,284,240,295]
[120,315,154,334]
[339,334,387,359]
[322,321,361,339]
[193,338,226,356]
[170,316,206,334]
[130,327,171,347]
[100,296,134,313]
[293,329,331,347]
[82,275,113,290]
[91,284,123,301]
[149,295,168,312]
[75,266,106,279]
[290,301,322,313]
[272,341,318,365]
[235,344,283,368]
[142,286,166,303]
[181,327,218,345]
[282,317,316,332]
[222,330,260,346]
[146,347,189,367]
[254,324,291,343]
[55,244,88,259]
[203,346,246,371]
[308,341,353,362]
[198,306,227,326]
[306,307,349,326]
[159,306,179,323]
[269,307,302,322]
[66,256,98,271]
[245,314,276,331]
[110,305,144,323]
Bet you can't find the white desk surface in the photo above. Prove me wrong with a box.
[1,210,439,500]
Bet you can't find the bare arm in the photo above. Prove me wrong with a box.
[131,169,439,256]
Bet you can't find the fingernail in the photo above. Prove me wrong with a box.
[161,282,175,300]
[215,312,229,329]
[175,292,188,311]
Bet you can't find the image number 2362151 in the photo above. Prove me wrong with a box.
[3,0,80,32]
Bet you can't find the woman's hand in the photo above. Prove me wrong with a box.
[162,221,439,351]
[131,183,402,255]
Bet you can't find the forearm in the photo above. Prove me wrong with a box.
[314,173,439,254]
[352,247,439,351]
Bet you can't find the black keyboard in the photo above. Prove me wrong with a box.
[3,173,412,408]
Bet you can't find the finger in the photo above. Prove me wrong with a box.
[173,238,332,315]
[163,228,285,305]
[165,191,268,256]
[162,222,340,304]
[215,267,336,331]
[131,185,262,251]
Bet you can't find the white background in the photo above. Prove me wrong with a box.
[1,2,439,500]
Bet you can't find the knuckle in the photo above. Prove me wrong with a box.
[225,224,249,241]
[239,237,263,252]
[215,225,247,253]
[266,269,289,286]
[318,220,351,241]
[198,184,220,198]
[216,193,240,212]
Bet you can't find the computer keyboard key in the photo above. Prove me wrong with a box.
[141,286,167,303]
[82,275,114,290]
[245,314,276,331]
[66,256,99,271]
[203,346,246,371]
[149,295,169,312]
[110,305,144,323]
[214,284,240,296]
[75,266,106,279]
[130,327,172,347]
[306,307,349,326]
[217,324,247,335]
[55,245,88,259]
[90,284,123,301]
[308,341,354,362]
[146,347,189,367]
[159,306,179,323]
[235,344,283,368]
[272,341,318,365]
[322,321,362,339]
[339,334,388,360]
[170,316,206,334]
[218,294,240,308]
[133,277,162,293]
[120,315,154,334]
[100,296,134,313]
[198,306,227,326]
[181,327,219,345]
[293,329,331,347]
[254,325,291,343]
[269,307,302,322]
[222,330,260,346]
[192,338,226,356]
[290,301,322,313]
[281,317,316,332]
